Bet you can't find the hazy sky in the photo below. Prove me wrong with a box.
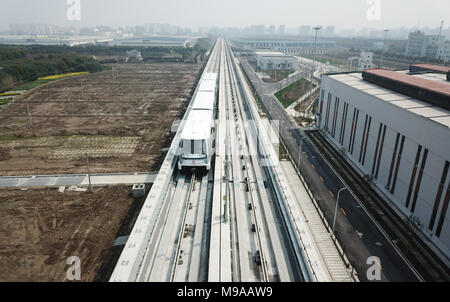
[0,0,448,31]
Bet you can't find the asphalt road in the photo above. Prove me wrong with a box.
[239,58,420,282]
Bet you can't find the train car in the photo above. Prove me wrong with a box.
[199,73,218,94]
[191,91,215,111]
[178,110,214,171]
[177,72,218,172]
[202,72,218,82]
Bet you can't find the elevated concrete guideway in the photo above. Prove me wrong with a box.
[0,172,158,188]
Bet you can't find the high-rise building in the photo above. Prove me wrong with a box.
[324,25,335,37]
[299,25,311,37]
[269,25,276,35]
[249,25,265,36]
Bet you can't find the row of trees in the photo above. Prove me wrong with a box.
[0,45,104,91]
[0,38,212,92]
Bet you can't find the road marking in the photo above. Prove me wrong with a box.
[319,176,324,182]
[355,230,364,239]
[329,190,334,198]
[341,208,347,216]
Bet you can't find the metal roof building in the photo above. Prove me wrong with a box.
[317,67,450,258]
[254,51,299,71]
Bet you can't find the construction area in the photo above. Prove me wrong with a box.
[0,62,204,281]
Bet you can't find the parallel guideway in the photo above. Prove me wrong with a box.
[110,38,342,282]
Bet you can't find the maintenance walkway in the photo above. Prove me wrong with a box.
[0,172,158,188]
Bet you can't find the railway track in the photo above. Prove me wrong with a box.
[110,38,335,282]
[227,48,282,281]
[308,129,450,281]
[209,42,315,281]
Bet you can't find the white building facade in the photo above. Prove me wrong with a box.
[437,41,450,62]
[254,51,299,70]
[348,52,375,71]
[406,31,446,59]
[317,70,450,258]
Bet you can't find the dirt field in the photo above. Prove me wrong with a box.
[0,63,202,176]
[0,186,134,281]
[0,62,203,282]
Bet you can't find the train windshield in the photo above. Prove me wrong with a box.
[180,139,207,159]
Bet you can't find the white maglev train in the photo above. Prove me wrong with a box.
[178,73,218,172]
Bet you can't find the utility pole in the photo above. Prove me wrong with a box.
[26,100,32,127]
[333,187,348,234]
[311,26,321,102]
[380,29,389,69]
[80,79,84,99]
[86,152,92,192]
[298,137,308,170]
[439,20,444,37]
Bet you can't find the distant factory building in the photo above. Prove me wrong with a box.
[232,38,335,55]
[317,65,450,258]
[348,52,375,71]
[254,51,299,71]
[405,30,445,59]
[126,50,143,63]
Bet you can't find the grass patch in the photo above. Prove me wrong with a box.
[0,136,19,142]
[262,70,295,83]
[275,78,316,108]
[16,79,56,90]
[302,55,344,66]
[15,72,90,91]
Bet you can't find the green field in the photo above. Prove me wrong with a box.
[15,79,55,90]
[275,78,316,108]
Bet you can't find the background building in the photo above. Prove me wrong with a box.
[405,30,446,59]
[437,41,450,62]
[254,51,299,70]
[299,25,311,37]
[317,65,450,258]
[324,25,335,37]
[232,38,335,55]
[348,52,375,71]
[126,50,143,63]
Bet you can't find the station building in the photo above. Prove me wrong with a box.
[254,51,299,71]
[317,64,450,257]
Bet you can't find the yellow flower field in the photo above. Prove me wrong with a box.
[38,72,89,81]
[0,92,21,96]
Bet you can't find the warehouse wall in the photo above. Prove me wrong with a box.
[317,75,450,258]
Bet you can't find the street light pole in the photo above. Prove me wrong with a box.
[298,136,308,170]
[380,29,389,69]
[311,26,321,102]
[332,187,348,234]
[86,152,92,192]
